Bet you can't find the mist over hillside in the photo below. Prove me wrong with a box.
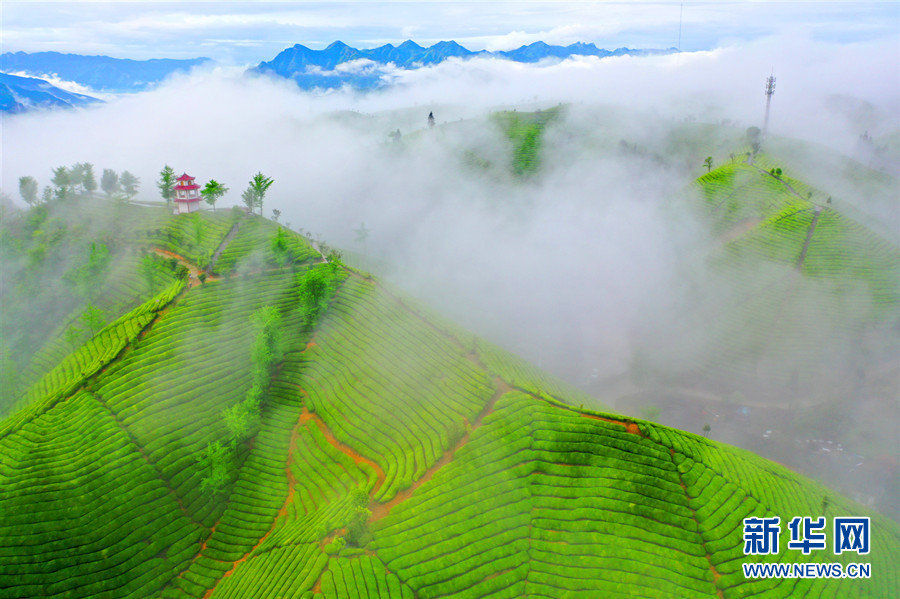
[3,34,899,515]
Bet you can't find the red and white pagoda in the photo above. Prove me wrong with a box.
[173,173,201,214]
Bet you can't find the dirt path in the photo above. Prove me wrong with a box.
[752,164,826,208]
[669,448,725,599]
[208,220,242,273]
[151,248,217,288]
[91,392,200,526]
[579,412,643,436]
[299,405,387,496]
[200,478,297,599]
[719,218,761,244]
[796,206,822,269]
[195,339,323,598]
[370,377,512,523]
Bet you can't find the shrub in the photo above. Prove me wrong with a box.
[323,536,346,555]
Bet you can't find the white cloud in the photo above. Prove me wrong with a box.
[2,35,897,488]
[3,1,898,62]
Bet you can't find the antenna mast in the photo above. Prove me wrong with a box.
[763,73,776,139]
[678,2,684,51]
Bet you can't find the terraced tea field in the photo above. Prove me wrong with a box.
[659,159,900,391]
[0,190,897,598]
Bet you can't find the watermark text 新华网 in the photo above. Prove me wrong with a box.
[742,516,871,579]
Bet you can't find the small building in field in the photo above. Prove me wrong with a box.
[173,173,201,214]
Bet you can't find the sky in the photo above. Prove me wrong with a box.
[2,1,899,64]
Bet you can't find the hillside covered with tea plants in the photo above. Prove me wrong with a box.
[0,188,897,599]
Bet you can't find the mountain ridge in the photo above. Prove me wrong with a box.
[253,39,676,89]
[0,51,211,93]
[0,71,102,113]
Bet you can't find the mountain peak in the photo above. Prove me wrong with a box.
[253,40,677,90]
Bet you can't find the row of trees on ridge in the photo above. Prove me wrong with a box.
[156,166,273,214]
[18,164,140,204]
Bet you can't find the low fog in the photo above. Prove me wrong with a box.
[3,34,899,514]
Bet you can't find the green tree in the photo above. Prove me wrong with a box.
[241,188,255,213]
[158,165,176,207]
[140,253,161,293]
[80,304,104,337]
[354,222,370,245]
[702,423,711,438]
[271,208,281,222]
[120,171,140,198]
[63,324,85,350]
[190,213,203,245]
[639,405,661,422]
[251,306,284,380]
[247,172,274,215]
[345,487,372,546]
[354,222,370,262]
[69,163,87,192]
[41,186,53,204]
[201,179,228,211]
[746,126,762,153]
[299,262,338,329]
[270,227,292,266]
[65,241,111,299]
[87,241,110,273]
[197,441,231,495]
[18,176,38,205]
[51,166,70,199]
[101,169,120,196]
[222,400,260,445]
[82,164,97,193]
[703,156,713,172]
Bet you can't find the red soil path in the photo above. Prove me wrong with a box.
[152,248,218,288]
[370,377,512,522]
[580,413,643,436]
[299,405,387,497]
[669,448,725,599]
[200,463,298,598]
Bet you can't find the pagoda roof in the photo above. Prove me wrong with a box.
[176,173,195,181]
[174,183,200,190]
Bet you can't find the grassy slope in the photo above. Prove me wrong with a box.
[0,196,897,598]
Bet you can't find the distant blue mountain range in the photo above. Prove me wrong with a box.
[0,72,102,113]
[254,40,676,90]
[0,51,210,93]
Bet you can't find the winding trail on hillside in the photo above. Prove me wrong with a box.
[300,404,387,496]
[369,376,513,522]
[194,284,350,598]
[91,391,202,525]
[184,262,749,598]
[669,447,726,599]
[182,263,674,597]
[751,164,826,209]
[207,219,242,272]
[797,206,822,269]
[152,248,217,287]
